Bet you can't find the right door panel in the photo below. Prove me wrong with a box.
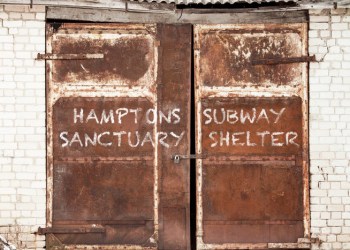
[195,23,309,249]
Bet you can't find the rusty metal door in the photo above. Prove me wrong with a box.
[194,23,309,249]
[46,23,191,249]
[46,22,309,250]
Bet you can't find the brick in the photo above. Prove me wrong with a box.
[310,16,330,22]
[312,219,327,227]
[4,5,28,12]
[328,175,347,181]
[331,160,349,166]
[337,235,350,242]
[0,12,9,19]
[327,39,336,47]
[310,22,329,30]
[328,205,345,212]
[332,23,349,30]
[328,234,337,241]
[325,53,343,61]
[9,12,22,19]
[35,13,45,20]
[338,39,350,46]
[309,38,326,46]
[3,20,23,28]
[23,20,44,28]
[328,220,344,226]
[311,190,328,197]
[332,16,342,23]
[21,13,35,20]
[29,5,46,12]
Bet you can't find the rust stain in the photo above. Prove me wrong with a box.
[199,31,302,87]
[53,37,153,83]
[49,23,157,87]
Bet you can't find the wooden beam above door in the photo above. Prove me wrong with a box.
[46,7,308,24]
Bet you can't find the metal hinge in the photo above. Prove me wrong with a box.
[252,55,316,65]
[36,53,104,60]
[37,225,105,235]
[172,154,207,164]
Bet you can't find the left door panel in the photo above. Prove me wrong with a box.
[46,23,191,249]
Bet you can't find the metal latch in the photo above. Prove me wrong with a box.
[251,55,316,65]
[37,225,105,235]
[36,53,104,60]
[172,154,207,164]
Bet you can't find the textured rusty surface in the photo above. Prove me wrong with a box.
[47,23,191,250]
[198,25,303,88]
[47,23,159,249]
[201,97,304,244]
[52,97,154,158]
[201,97,303,155]
[156,24,191,250]
[51,23,156,86]
[195,23,309,249]
[53,161,154,221]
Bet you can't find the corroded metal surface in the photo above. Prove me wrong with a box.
[156,24,191,250]
[201,97,303,155]
[53,97,155,158]
[195,23,309,249]
[46,23,159,248]
[197,24,303,88]
[46,23,191,249]
[50,24,157,87]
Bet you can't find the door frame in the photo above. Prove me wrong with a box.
[44,10,310,249]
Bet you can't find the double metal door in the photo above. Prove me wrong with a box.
[45,22,309,249]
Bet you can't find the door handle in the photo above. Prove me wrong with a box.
[172,154,207,164]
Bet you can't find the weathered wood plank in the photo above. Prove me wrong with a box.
[47,7,308,24]
[127,1,175,12]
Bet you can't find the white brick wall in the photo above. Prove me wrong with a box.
[309,8,350,250]
[0,4,46,249]
[1,4,350,250]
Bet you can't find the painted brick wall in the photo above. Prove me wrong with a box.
[1,4,350,250]
[0,4,46,249]
[309,8,350,250]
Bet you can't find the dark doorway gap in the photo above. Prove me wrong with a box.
[190,25,197,250]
